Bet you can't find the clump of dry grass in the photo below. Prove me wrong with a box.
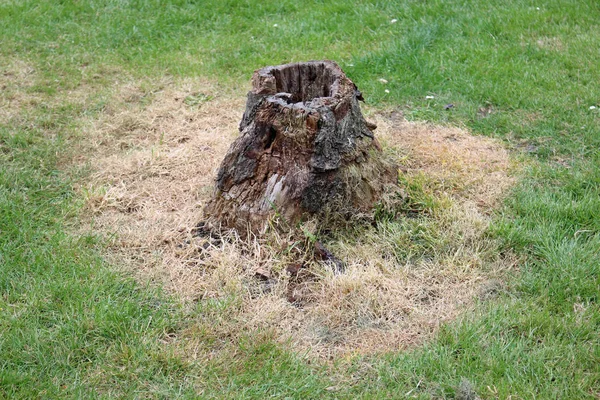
[77,80,517,357]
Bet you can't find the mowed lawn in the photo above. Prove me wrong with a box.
[1,1,599,398]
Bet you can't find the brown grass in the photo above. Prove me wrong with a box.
[75,78,518,358]
[0,58,39,125]
[371,108,515,209]
[535,36,565,51]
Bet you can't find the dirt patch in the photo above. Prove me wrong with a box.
[77,79,518,357]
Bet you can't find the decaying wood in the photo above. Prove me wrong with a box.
[314,241,345,274]
[204,60,397,235]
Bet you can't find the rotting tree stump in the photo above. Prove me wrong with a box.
[204,60,397,235]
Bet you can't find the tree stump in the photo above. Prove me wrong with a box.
[204,60,397,235]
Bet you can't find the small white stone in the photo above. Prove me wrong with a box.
[536,7,540,10]
[273,24,278,27]
[390,19,398,24]
[379,78,388,84]
[425,95,435,99]
[590,106,597,110]
[385,89,390,94]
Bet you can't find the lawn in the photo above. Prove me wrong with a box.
[1,0,599,398]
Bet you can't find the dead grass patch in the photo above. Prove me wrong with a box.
[520,36,565,52]
[371,109,515,209]
[0,57,110,138]
[0,58,39,124]
[76,79,518,358]
[535,36,565,51]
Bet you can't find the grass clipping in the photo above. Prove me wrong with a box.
[79,79,516,358]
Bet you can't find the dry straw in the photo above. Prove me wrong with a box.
[77,78,517,357]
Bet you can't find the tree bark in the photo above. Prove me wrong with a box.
[204,60,397,235]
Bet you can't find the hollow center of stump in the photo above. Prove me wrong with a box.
[270,62,337,103]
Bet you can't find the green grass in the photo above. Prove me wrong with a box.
[1,0,599,398]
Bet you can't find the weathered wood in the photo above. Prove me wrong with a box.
[204,60,397,235]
